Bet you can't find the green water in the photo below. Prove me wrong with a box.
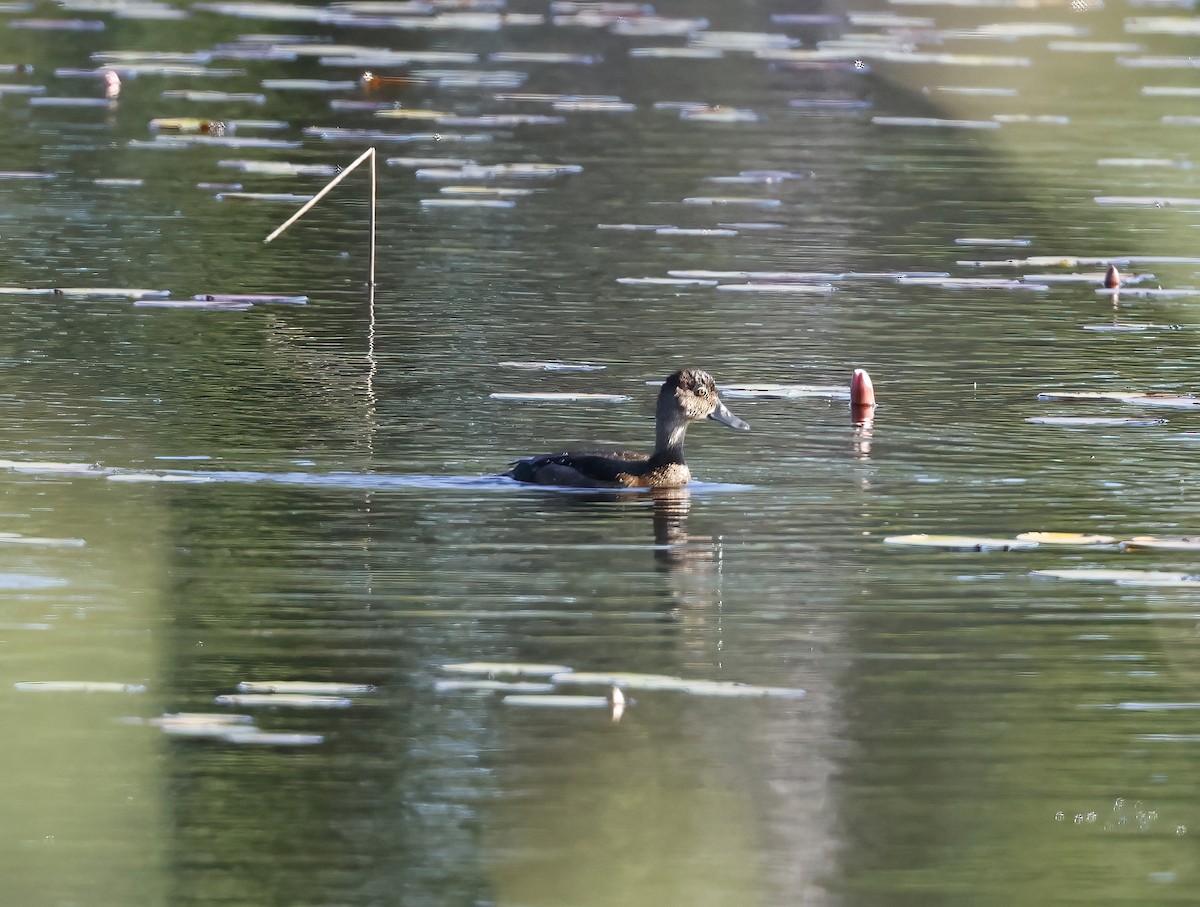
[0,1,1199,904]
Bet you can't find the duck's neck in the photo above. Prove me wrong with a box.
[651,410,689,465]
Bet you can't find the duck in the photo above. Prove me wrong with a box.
[505,367,750,488]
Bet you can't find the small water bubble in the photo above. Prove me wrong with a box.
[1114,798,1125,810]
[1074,814,1085,824]
[1055,811,1065,822]
[1176,825,1187,835]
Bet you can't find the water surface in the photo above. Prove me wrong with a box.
[1,1,1199,905]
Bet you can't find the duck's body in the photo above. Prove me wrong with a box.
[505,367,749,489]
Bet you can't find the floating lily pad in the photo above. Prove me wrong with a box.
[897,276,1047,290]
[1094,195,1200,207]
[719,384,849,399]
[498,361,605,372]
[653,227,739,237]
[1082,323,1182,333]
[682,196,782,208]
[216,191,314,203]
[501,694,610,708]
[226,731,325,745]
[192,293,307,304]
[1121,536,1200,551]
[214,693,353,708]
[134,299,252,310]
[549,671,804,697]
[1016,531,1118,545]
[1037,391,1134,402]
[716,282,836,293]
[884,534,1039,551]
[440,661,573,677]
[0,532,84,547]
[489,392,630,402]
[1119,394,1200,408]
[873,116,1001,129]
[616,277,717,287]
[145,712,253,735]
[680,106,759,122]
[435,679,558,693]
[236,680,375,695]
[15,681,145,693]
[549,671,689,690]
[420,198,516,208]
[1031,568,1200,586]
[1025,416,1167,426]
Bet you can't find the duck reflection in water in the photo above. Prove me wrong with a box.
[505,367,749,489]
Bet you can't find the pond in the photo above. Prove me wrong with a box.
[1,0,1199,905]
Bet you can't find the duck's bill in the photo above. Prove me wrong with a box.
[709,400,750,431]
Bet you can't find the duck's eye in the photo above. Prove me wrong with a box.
[695,385,709,397]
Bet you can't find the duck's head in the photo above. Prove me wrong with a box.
[659,367,750,431]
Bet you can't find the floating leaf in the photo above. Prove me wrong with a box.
[884,534,1039,551]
